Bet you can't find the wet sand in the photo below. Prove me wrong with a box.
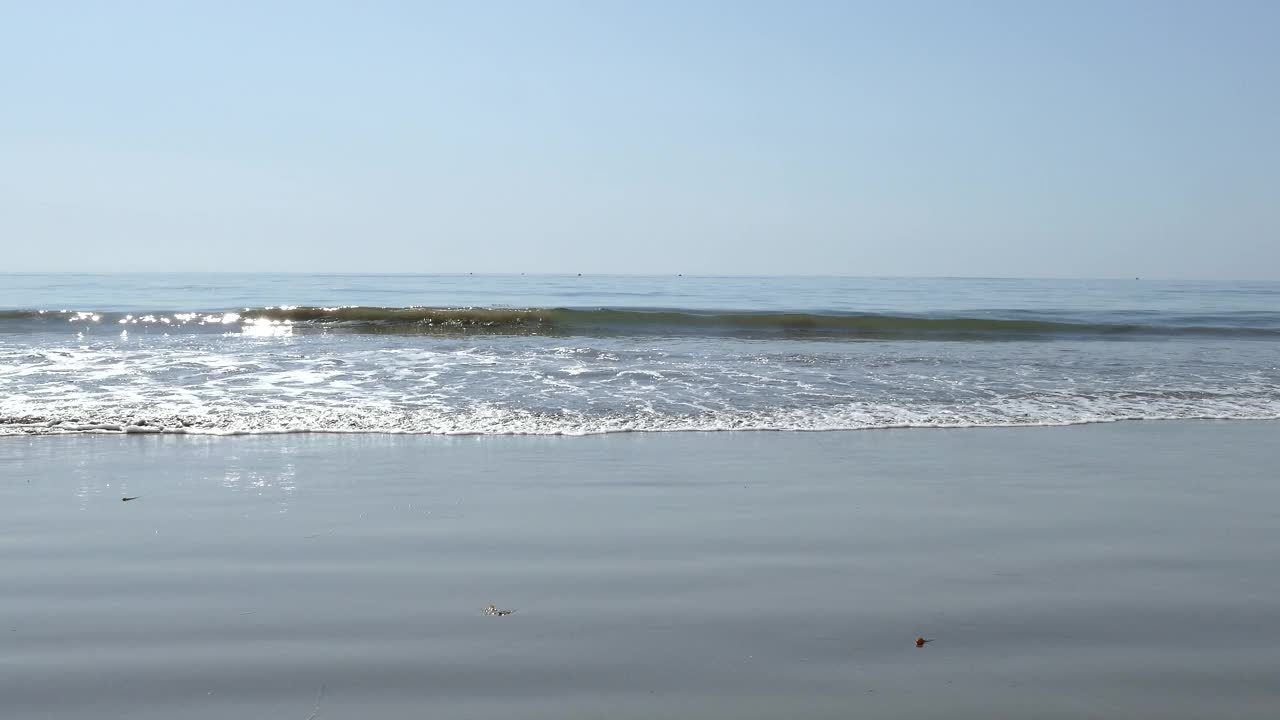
[2,421,1279,719]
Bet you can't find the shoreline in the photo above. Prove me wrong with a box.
[4,414,1279,438]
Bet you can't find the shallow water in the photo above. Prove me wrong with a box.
[3,421,1279,719]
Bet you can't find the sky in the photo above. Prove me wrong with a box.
[1,1,1277,279]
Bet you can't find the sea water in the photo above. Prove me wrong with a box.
[2,274,1278,435]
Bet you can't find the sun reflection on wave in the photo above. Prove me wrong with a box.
[239,317,293,337]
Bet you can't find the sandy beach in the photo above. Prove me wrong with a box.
[2,421,1278,719]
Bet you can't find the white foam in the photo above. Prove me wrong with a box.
[3,334,1278,437]
[6,399,1279,437]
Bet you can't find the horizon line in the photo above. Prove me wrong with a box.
[2,271,1275,283]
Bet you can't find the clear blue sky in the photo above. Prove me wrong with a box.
[2,1,1277,278]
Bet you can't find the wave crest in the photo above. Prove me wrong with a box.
[4,306,1279,340]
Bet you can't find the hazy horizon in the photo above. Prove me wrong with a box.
[3,2,1277,280]
[2,270,1276,283]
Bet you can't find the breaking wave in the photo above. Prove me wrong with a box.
[3,306,1280,340]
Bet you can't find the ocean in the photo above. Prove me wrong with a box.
[6,274,1280,719]
[2,273,1278,435]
